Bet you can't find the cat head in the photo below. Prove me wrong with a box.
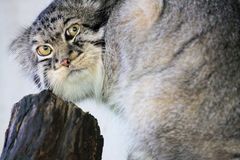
[10,0,116,101]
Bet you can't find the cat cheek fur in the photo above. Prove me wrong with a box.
[10,29,39,83]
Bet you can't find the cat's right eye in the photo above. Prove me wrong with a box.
[36,45,52,56]
[65,24,80,40]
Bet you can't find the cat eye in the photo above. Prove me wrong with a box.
[36,45,52,56]
[66,24,80,39]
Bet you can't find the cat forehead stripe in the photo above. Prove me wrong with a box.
[64,17,78,25]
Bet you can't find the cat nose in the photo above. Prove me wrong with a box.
[60,58,70,67]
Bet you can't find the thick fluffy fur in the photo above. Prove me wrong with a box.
[11,0,240,159]
[105,0,240,159]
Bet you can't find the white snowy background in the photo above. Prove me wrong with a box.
[0,0,129,159]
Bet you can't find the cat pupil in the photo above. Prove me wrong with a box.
[72,27,77,32]
[43,46,48,50]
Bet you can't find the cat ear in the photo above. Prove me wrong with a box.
[10,28,38,74]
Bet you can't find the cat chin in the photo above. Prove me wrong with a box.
[51,80,94,102]
[48,71,93,101]
[48,67,104,102]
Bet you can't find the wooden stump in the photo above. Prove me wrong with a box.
[0,90,103,160]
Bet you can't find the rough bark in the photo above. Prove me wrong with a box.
[0,90,103,160]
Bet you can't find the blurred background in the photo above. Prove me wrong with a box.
[0,0,52,152]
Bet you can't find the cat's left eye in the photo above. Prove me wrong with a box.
[66,24,80,39]
[36,45,52,56]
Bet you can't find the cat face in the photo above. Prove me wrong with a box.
[10,0,114,101]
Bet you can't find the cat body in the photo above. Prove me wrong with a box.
[105,1,240,159]
[11,0,240,159]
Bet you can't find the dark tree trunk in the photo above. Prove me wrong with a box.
[0,90,103,160]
